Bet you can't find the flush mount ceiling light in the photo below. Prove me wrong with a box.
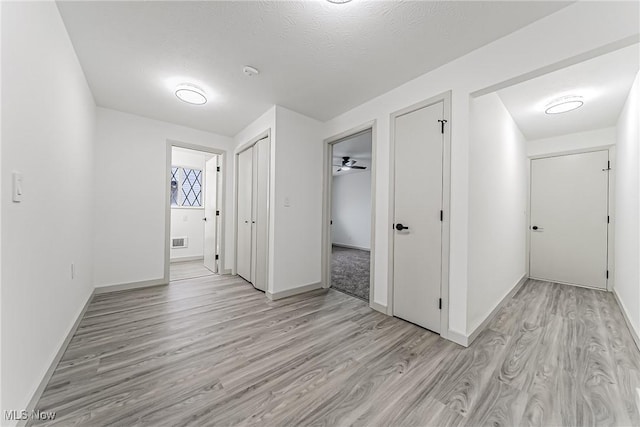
[327,0,352,3]
[175,84,207,105]
[544,95,584,115]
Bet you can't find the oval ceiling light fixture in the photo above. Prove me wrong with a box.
[175,84,207,105]
[544,95,584,115]
[327,0,352,3]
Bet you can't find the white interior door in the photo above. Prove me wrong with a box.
[203,156,218,272]
[251,137,270,291]
[530,151,609,289]
[393,101,444,333]
[237,147,253,282]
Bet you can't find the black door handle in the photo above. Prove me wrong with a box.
[395,223,409,231]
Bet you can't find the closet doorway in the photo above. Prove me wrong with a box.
[235,134,270,292]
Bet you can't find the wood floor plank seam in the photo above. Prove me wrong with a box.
[29,277,640,427]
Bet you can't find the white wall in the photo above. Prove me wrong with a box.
[467,93,528,333]
[232,106,323,295]
[272,106,323,293]
[322,1,639,338]
[332,171,372,250]
[1,1,96,418]
[614,71,640,338]
[170,148,214,261]
[527,127,616,157]
[93,108,234,288]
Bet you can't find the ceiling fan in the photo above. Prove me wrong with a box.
[334,156,367,172]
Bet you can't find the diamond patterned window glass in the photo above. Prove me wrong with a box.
[170,167,203,208]
[182,168,202,207]
[170,167,179,207]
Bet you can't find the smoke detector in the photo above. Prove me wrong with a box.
[243,66,260,77]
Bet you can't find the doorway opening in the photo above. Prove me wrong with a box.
[324,128,374,303]
[169,146,220,281]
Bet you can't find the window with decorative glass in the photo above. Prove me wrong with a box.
[171,167,203,208]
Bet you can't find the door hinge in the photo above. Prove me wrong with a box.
[603,161,611,171]
[440,210,444,222]
[607,215,610,223]
[215,254,219,260]
[216,210,220,216]
[437,119,448,134]
[606,270,609,279]
[216,166,221,172]
[439,298,442,310]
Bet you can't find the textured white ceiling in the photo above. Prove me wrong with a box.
[57,1,571,136]
[497,44,639,141]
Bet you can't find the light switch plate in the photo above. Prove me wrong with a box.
[12,172,23,202]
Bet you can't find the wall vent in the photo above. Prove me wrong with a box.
[171,237,188,249]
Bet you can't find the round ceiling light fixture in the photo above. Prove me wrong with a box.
[327,0,352,3]
[175,84,207,105]
[544,95,583,115]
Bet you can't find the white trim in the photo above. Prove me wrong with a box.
[18,290,94,427]
[369,301,387,314]
[266,282,323,301]
[613,288,640,351]
[170,256,204,263]
[322,121,377,306]
[332,243,371,252]
[446,329,468,347]
[387,91,452,341]
[166,140,227,284]
[467,274,528,346]
[94,278,167,294]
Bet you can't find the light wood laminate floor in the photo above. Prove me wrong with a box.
[170,260,215,281]
[32,277,640,426]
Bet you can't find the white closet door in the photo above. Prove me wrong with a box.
[252,137,270,291]
[237,147,253,282]
[203,156,218,273]
[530,151,609,288]
[393,101,444,333]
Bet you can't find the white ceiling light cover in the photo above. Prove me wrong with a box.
[175,84,207,105]
[544,95,584,114]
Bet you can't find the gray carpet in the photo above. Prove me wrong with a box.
[331,245,370,301]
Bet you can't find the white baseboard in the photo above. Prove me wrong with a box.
[220,268,232,275]
[332,243,371,252]
[369,301,387,314]
[94,278,168,294]
[170,256,204,263]
[613,288,640,351]
[266,282,323,301]
[447,329,469,347]
[465,273,528,347]
[18,290,94,427]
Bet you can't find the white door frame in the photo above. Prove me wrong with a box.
[164,140,227,282]
[233,130,271,284]
[388,91,452,340]
[527,147,615,291]
[322,121,377,307]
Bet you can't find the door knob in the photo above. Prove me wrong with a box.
[532,225,543,231]
[395,223,409,231]
[203,218,207,222]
